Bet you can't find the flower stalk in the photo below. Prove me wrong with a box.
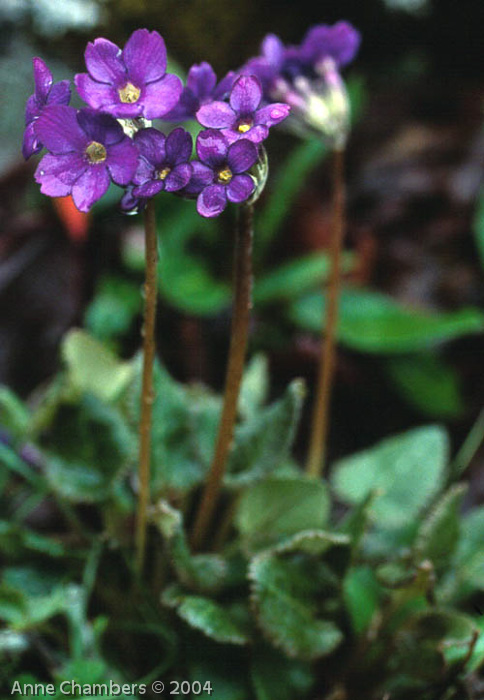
[306,146,345,478]
[191,202,254,550]
[135,198,158,573]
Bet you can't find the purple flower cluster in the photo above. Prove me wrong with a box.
[24,22,359,215]
[242,22,360,146]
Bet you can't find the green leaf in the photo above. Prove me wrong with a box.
[226,380,306,490]
[124,357,220,495]
[161,587,250,645]
[291,288,484,354]
[331,425,449,528]
[42,394,135,503]
[253,252,354,305]
[238,354,269,421]
[84,275,142,343]
[236,477,330,551]
[440,506,484,602]
[153,502,226,593]
[0,566,67,630]
[474,191,484,270]
[249,535,346,660]
[414,484,466,572]
[343,566,382,636]
[392,609,478,682]
[62,330,133,403]
[386,354,465,418]
[251,645,314,700]
[0,386,29,440]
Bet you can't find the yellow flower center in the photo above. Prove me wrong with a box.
[217,168,233,184]
[158,167,171,180]
[237,122,252,133]
[118,82,141,104]
[85,141,107,164]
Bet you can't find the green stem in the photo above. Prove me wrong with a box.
[191,203,254,550]
[306,147,346,478]
[135,199,158,574]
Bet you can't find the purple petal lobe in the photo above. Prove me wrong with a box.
[262,34,285,67]
[37,152,87,184]
[133,180,165,198]
[71,166,111,212]
[227,139,258,174]
[301,21,361,67]
[85,38,125,85]
[197,101,235,129]
[35,105,87,154]
[164,163,192,192]
[187,62,217,99]
[33,58,53,101]
[197,184,227,218]
[183,161,214,195]
[133,157,155,186]
[227,174,255,203]
[25,95,39,125]
[162,89,199,122]
[77,109,124,146]
[233,124,269,144]
[255,103,290,127]
[106,139,139,185]
[48,80,72,106]
[75,73,120,112]
[134,128,166,164]
[22,123,40,159]
[230,76,262,115]
[165,128,192,164]
[141,74,183,119]
[196,130,228,168]
[122,29,167,85]
[214,71,237,100]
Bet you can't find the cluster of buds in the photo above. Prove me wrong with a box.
[23,23,360,214]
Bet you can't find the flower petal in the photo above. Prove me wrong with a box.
[77,109,124,146]
[261,34,285,67]
[122,29,167,85]
[25,95,39,125]
[133,180,165,198]
[141,74,183,119]
[85,38,125,85]
[71,165,111,212]
[165,128,192,164]
[187,62,217,99]
[75,73,120,113]
[47,80,72,107]
[229,76,262,115]
[196,130,228,168]
[164,163,192,192]
[183,161,214,196]
[227,139,258,174]
[106,138,139,185]
[227,174,255,203]
[197,184,227,218]
[197,101,235,129]
[33,58,53,102]
[214,71,236,100]
[162,88,199,121]
[301,21,361,67]
[228,124,268,144]
[254,103,290,127]
[134,128,166,165]
[35,152,87,185]
[35,105,87,154]
[22,122,41,159]
[120,187,143,213]
[133,156,155,186]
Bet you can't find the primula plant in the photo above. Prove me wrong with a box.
[1,19,483,700]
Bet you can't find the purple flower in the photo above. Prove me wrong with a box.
[164,62,235,122]
[23,58,71,160]
[74,29,182,120]
[241,22,361,147]
[34,105,138,212]
[299,22,361,70]
[131,127,192,198]
[187,130,258,218]
[196,75,290,145]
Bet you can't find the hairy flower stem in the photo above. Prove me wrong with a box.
[306,147,345,479]
[135,199,158,574]
[191,203,254,551]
